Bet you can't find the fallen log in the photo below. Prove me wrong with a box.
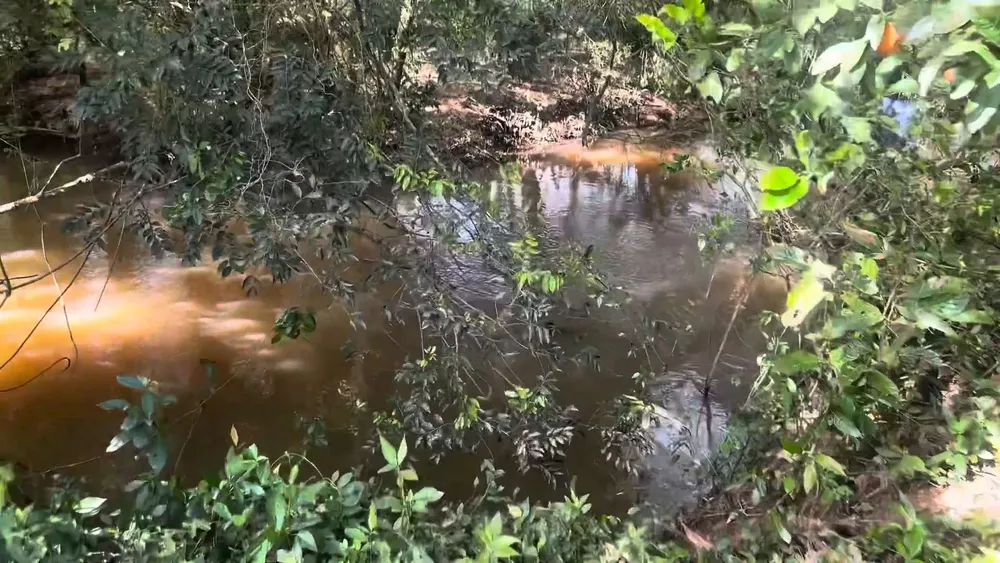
[0,161,126,215]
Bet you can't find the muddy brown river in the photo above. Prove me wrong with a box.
[0,137,784,513]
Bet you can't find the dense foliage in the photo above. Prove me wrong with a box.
[6,0,1000,560]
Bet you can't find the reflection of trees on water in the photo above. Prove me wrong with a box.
[521,160,705,243]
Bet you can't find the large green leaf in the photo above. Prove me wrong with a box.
[804,82,844,118]
[811,40,866,76]
[662,4,690,24]
[918,56,946,96]
[866,370,900,399]
[815,453,847,476]
[803,462,817,493]
[842,117,873,143]
[636,14,677,49]
[782,273,829,327]
[821,293,881,338]
[865,16,884,50]
[683,0,706,20]
[951,79,977,100]
[697,71,723,103]
[760,166,800,191]
[761,180,809,211]
[773,350,822,374]
[74,497,107,516]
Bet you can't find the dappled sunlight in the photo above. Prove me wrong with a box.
[915,469,1000,523]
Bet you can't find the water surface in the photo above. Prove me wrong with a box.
[0,138,783,512]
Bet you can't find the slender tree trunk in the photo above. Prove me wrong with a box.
[391,0,416,90]
[582,39,618,147]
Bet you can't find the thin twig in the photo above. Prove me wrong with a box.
[0,161,125,215]
[703,273,756,394]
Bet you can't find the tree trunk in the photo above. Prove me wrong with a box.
[582,39,618,147]
[391,0,416,90]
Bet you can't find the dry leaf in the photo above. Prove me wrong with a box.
[682,522,714,552]
[230,425,239,446]
[842,220,879,247]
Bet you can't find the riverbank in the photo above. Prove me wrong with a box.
[1,65,693,168]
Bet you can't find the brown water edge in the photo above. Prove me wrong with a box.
[0,137,785,515]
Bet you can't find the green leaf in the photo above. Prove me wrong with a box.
[107,432,129,453]
[726,48,744,72]
[951,309,993,324]
[811,40,866,76]
[832,413,862,438]
[141,392,155,417]
[773,351,822,375]
[843,293,882,325]
[493,535,521,558]
[683,0,705,19]
[888,77,920,95]
[760,166,800,192]
[636,14,677,49]
[942,39,1000,67]
[865,16,884,49]
[345,527,367,541]
[842,117,873,143]
[368,502,378,530]
[74,496,106,516]
[783,476,797,494]
[662,4,690,24]
[117,375,147,389]
[804,82,844,119]
[397,436,408,464]
[697,71,723,103]
[894,455,928,478]
[876,56,902,76]
[413,487,445,503]
[816,3,839,23]
[794,130,812,167]
[803,462,817,493]
[815,453,847,476]
[99,399,130,411]
[761,180,809,211]
[146,440,167,474]
[379,435,397,467]
[919,57,946,96]
[296,531,317,552]
[771,512,792,544]
[782,436,804,455]
[866,371,900,399]
[951,79,977,100]
[487,513,504,536]
[250,538,272,563]
[268,489,287,531]
[968,106,997,134]
[904,524,926,558]
[915,310,957,337]
[782,274,829,327]
[794,10,818,35]
[213,502,233,521]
